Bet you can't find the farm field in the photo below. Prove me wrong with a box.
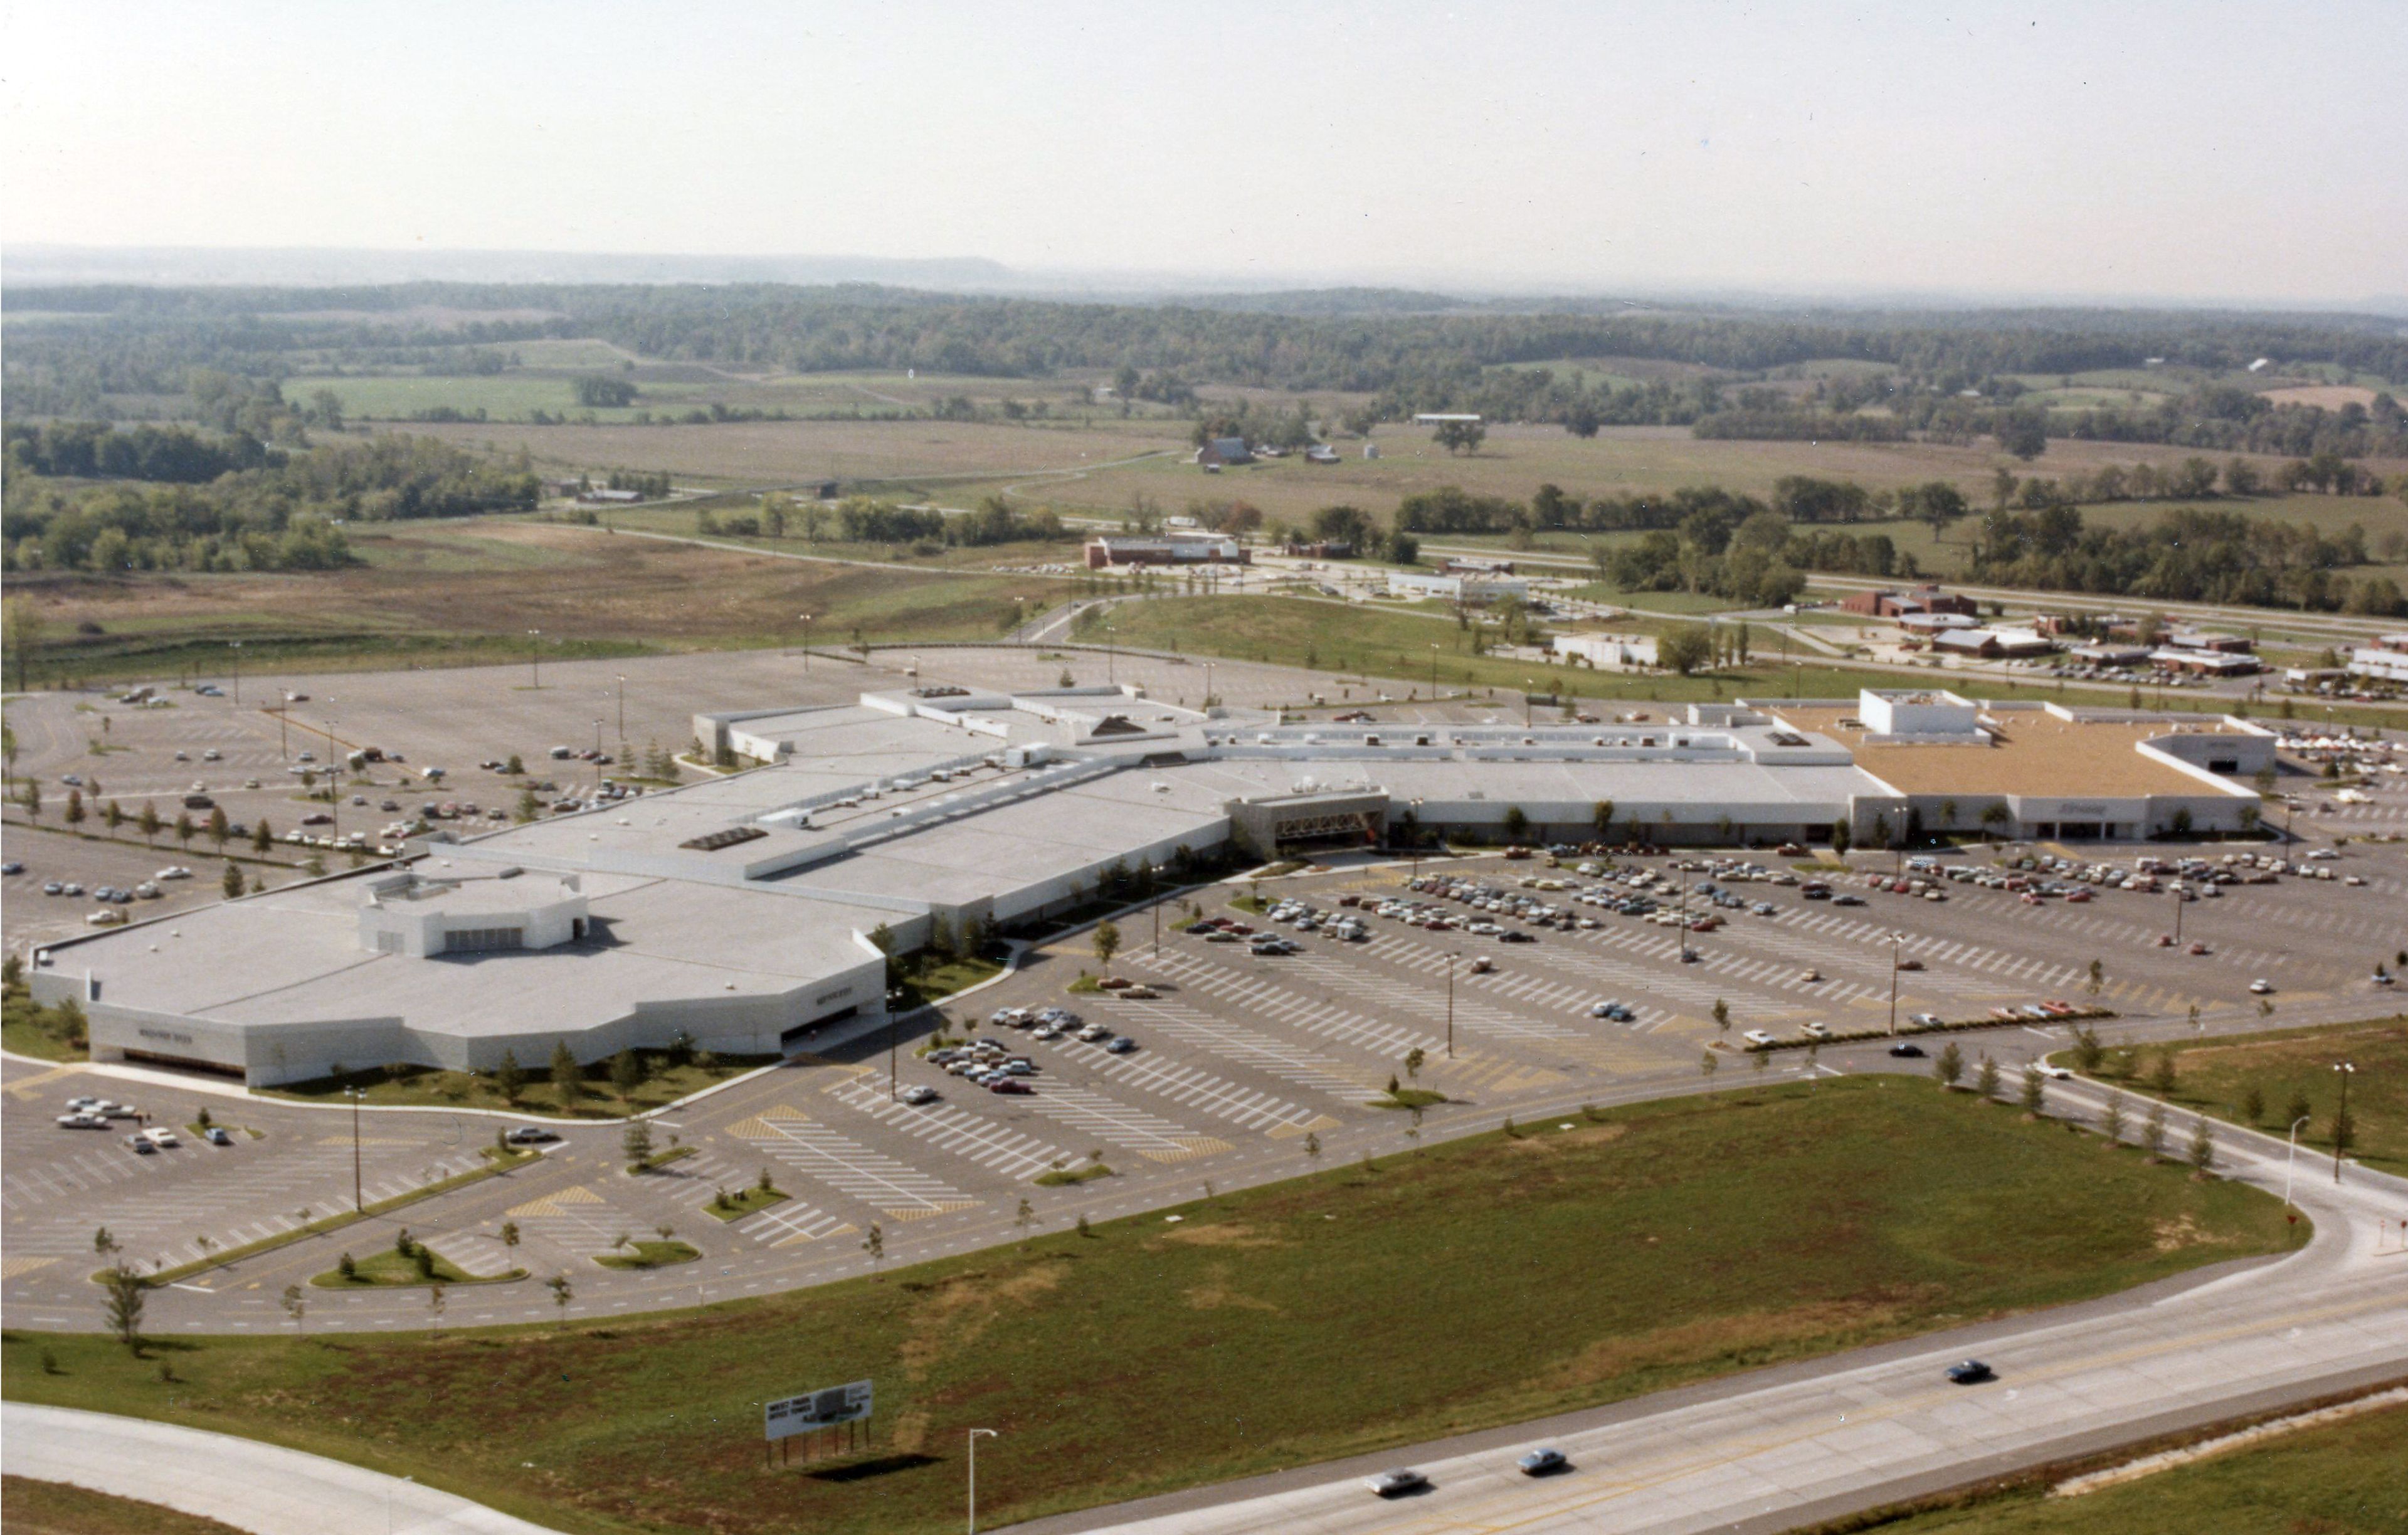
[0,1079,2291,1535]
[403,414,1187,489]
[948,421,2405,532]
[288,374,710,423]
[3,519,1069,685]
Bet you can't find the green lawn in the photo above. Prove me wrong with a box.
[2072,1018,2408,1172]
[312,1246,499,1290]
[2,1475,253,1535]
[3,981,88,1062]
[3,1079,2291,1535]
[703,1184,789,1222]
[1856,1399,2408,1534]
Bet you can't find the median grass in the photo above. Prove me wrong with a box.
[702,1184,789,1222]
[1,1077,2290,1535]
[594,1240,701,1271]
[2067,1016,2408,1172]
[312,1248,514,1290]
[259,1051,778,1119]
[1837,1398,2408,1534]
[1,1475,252,1535]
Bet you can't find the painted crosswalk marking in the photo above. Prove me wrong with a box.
[729,1105,979,1219]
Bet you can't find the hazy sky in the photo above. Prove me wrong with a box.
[6,0,2404,303]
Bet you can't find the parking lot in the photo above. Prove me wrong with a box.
[6,816,2400,1334]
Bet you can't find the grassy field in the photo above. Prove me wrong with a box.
[1851,1399,2408,1534]
[290,374,710,423]
[5,520,1069,686]
[1,1477,253,1535]
[0,1079,2291,1535]
[2073,1018,2408,1173]
[1068,595,2314,724]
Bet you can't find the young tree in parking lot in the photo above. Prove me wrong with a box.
[174,812,196,850]
[500,1221,520,1257]
[1712,998,1730,1037]
[207,805,230,850]
[427,1282,447,1336]
[93,1226,119,1260]
[1304,1131,1322,1167]
[1829,821,1851,857]
[2103,1092,2128,1144]
[63,788,84,826]
[551,1041,583,1109]
[546,1274,573,1327]
[102,1264,147,1351]
[1092,919,1122,975]
[251,817,273,854]
[862,1222,885,1280]
[221,862,245,899]
[2151,1050,2178,1096]
[1592,799,1615,839]
[495,1050,525,1107]
[623,1119,653,1170]
[2086,958,2105,996]
[137,801,160,845]
[1701,1050,1718,1077]
[1404,1046,1425,1082]
[18,778,39,821]
[280,1284,306,1336]
[514,788,541,823]
[1015,1198,1038,1242]
[2020,1063,2047,1115]
[2188,1117,2217,1173]
[2240,1084,2266,1126]
[1975,1055,2002,1100]
[2072,1023,2104,1073]
[2286,1089,2314,1131]
[105,798,124,831]
[1935,1041,1965,1089]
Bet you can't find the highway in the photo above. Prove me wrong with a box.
[1022,1078,2408,1535]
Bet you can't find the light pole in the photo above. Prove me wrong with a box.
[2333,1062,2355,1183]
[527,629,542,688]
[1201,661,1215,712]
[1888,931,1906,1035]
[2283,1113,2312,1209]
[799,614,815,673]
[615,674,626,739]
[346,1087,364,1212]
[228,641,241,705]
[325,720,339,838]
[1524,679,1534,728]
[1428,643,1439,699]
[967,1428,998,1534]
[2172,884,2184,945]
[1106,625,1117,688]
[1444,950,1458,1058]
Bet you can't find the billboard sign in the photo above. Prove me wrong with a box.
[764,1379,872,1440]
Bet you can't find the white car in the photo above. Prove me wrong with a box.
[899,1085,941,1105]
[141,1126,180,1147]
[2038,1064,2074,1080]
[1743,1030,1777,1047]
[2248,979,2274,995]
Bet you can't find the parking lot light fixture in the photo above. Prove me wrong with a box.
[345,1086,365,1212]
[1888,931,1906,1035]
[968,1427,998,1534]
[527,629,542,688]
[2284,1113,2312,1209]
[2333,1062,2355,1184]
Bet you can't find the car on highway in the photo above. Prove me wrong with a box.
[1365,1469,1429,1497]
[505,1126,562,1145]
[1945,1359,1996,1385]
[1516,1448,1568,1476]
[1888,1043,1927,1058]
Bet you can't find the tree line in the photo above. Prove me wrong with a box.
[1970,505,2400,615]
[3,434,538,574]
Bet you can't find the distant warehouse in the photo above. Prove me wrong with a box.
[1085,533,1249,569]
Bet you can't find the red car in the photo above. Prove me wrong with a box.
[988,1079,1033,1095]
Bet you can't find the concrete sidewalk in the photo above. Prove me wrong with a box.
[1,1403,565,1535]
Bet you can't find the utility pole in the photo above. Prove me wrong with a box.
[615,674,626,739]
[349,1087,364,1212]
[1888,931,1904,1035]
[799,614,814,673]
[967,1428,998,1535]
[228,641,241,705]
[527,629,542,688]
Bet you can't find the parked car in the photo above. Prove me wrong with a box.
[899,1085,941,1105]
[56,1112,110,1129]
[1889,1043,1927,1058]
[1743,1030,1776,1047]
[204,1126,235,1146]
[505,1126,561,1145]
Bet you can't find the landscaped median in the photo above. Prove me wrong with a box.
[107,1148,544,1290]
[1738,1005,2118,1052]
[10,1076,2290,1535]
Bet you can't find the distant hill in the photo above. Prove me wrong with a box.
[3,245,1018,292]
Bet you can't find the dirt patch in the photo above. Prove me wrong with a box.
[1501,1123,1627,1154]
[1184,1263,1284,1314]
[1159,1223,1281,1248]
[2151,1213,2219,1253]
[895,1260,1067,1379]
